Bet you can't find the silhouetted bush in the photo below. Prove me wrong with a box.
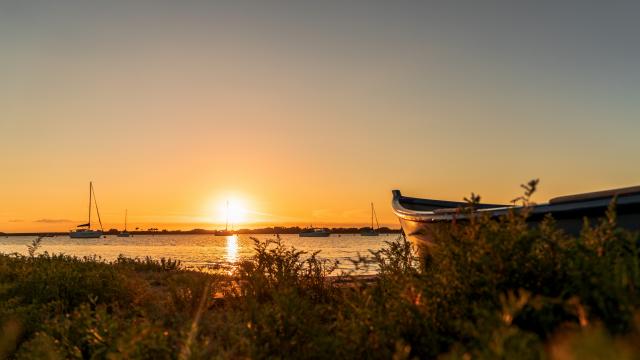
[2,185,640,358]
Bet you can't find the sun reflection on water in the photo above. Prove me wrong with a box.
[226,235,238,264]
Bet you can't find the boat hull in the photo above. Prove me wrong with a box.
[392,188,640,250]
[69,230,103,239]
[117,232,131,237]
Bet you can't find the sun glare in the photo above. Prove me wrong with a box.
[211,197,249,227]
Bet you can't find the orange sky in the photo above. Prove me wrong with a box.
[2,1,639,232]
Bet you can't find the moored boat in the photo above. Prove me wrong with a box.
[215,201,234,236]
[360,202,380,236]
[70,229,103,238]
[392,186,640,249]
[70,182,104,239]
[360,229,379,236]
[299,228,331,237]
[117,209,131,237]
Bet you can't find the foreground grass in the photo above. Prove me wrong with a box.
[2,205,640,358]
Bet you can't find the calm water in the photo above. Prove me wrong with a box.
[0,234,400,274]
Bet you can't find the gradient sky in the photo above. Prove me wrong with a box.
[1,1,639,232]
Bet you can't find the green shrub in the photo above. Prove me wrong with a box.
[2,183,640,358]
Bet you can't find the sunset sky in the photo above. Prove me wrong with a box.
[1,1,639,232]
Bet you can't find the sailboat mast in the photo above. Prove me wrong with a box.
[88,182,92,229]
[91,183,104,232]
[124,209,128,231]
[225,200,229,231]
[373,203,380,230]
[371,202,374,229]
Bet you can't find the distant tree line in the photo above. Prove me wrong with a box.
[233,226,400,234]
[4,226,401,236]
[126,226,401,235]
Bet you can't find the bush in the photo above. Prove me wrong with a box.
[2,185,640,358]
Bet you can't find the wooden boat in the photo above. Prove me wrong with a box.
[299,228,331,237]
[360,203,380,236]
[70,182,104,238]
[392,186,640,249]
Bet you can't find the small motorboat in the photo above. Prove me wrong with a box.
[392,185,640,249]
[299,228,331,237]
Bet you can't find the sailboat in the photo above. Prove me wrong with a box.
[117,209,131,237]
[360,202,380,236]
[69,182,104,238]
[215,201,233,236]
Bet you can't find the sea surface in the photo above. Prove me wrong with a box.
[0,234,401,274]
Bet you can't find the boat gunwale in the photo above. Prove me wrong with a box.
[392,190,640,223]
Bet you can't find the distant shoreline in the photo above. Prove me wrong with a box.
[1,226,402,237]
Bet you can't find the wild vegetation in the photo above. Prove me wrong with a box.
[1,185,640,359]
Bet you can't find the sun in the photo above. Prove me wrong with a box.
[226,199,248,225]
[212,197,249,227]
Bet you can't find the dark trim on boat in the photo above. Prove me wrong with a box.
[392,187,640,248]
[549,185,640,204]
[391,190,504,213]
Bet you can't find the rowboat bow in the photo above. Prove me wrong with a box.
[392,187,640,249]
